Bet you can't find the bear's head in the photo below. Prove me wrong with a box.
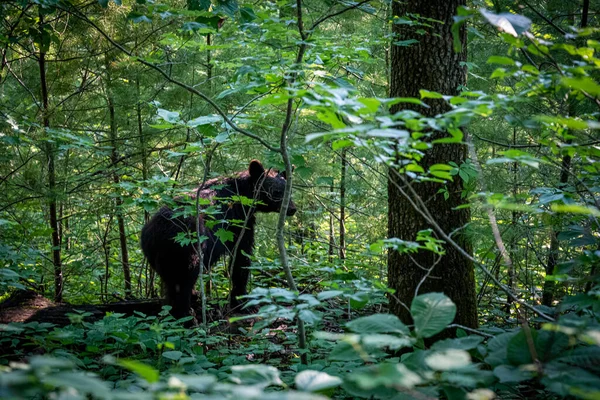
[248,160,297,216]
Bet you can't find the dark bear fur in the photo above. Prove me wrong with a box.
[140,160,297,319]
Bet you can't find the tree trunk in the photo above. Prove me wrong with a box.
[328,181,335,263]
[387,0,478,329]
[38,12,63,303]
[339,148,347,260]
[105,53,132,298]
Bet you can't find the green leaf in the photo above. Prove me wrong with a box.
[329,340,361,361]
[493,365,535,383]
[295,370,342,393]
[393,39,419,47]
[425,349,471,371]
[349,292,369,309]
[361,334,414,350]
[431,336,484,351]
[411,293,456,339]
[432,128,463,144]
[157,108,180,123]
[317,290,344,300]
[117,359,159,383]
[480,9,532,37]
[507,329,538,365]
[162,350,183,361]
[551,204,600,217]
[346,314,410,335]
[332,139,353,150]
[561,77,600,96]
[187,115,222,127]
[215,228,234,244]
[298,309,321,324]
[43,371,111,397]
[230,365,283,388]
[487,56,515,65]
[420,90,444,99]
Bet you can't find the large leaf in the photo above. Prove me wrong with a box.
[346,314,410,335]
[493,365,535,383]
[295,370,342,393]
[431,335,483,351]
[117,359,159,383]
[411,293,456,339]
[424,349,471,371]
[507,329,538,366]
[230,365,283,388]
[480,9,531,37]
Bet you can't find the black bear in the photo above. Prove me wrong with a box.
[141,160,297,319]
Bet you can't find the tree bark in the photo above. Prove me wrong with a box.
[38,12,63,303]
[387,0,478,329]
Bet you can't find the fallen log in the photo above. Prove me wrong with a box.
[0,290,167,326]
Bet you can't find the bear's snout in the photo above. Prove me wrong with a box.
[286,200,297,216]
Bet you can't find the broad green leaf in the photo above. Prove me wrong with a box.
[349,363,422,390]
[349,292,369,309]
[332,139,353,150]
[317,290,344,300]
[162,350,182,361]
[507,329,538,365]
[295,370,342,393]
[561,77,600,96]
[187,115,222,127]
[411,293,456,339]
[215,228,234,243]
[480,9,532,37]
[346,314,410,335]
[425,349,471,371]
[420,90,444,99]
[493,365,535,383]
[43,371,111,397]
[432,128,463,144]
[361,334,414,350]
[487,56,515,65]
[230,365,283,387]
[551,204,600,217]
[117,359,159,383]
[431,336,484,351]
[157,108,180,123]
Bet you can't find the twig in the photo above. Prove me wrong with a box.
[61,4,280,153]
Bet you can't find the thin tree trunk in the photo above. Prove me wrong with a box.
[507,128,517,312]
[206,33,212,89]
[38,12,62,303]
[542,141,572,306]
[388,0,478,329]
[328,181,335,263]
[339,148,347,260]
[105,53,132,298]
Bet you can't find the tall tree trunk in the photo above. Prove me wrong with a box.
[105,53,132,298]
[38,13,62,303]
[328,181,335,263]
[507,128,518,312]
[339,148,347,260]
[387,0,478,329]
[542,141,572,306]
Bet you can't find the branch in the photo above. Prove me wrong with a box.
[521,0,566,35]
[310,0,372,31]
[62,5,280,153]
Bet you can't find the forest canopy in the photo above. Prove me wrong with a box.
[0,0,599,399]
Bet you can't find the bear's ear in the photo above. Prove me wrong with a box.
[280,165,295,180]
[249,159,265,179]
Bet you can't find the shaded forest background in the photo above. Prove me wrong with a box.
[0,0,599,399]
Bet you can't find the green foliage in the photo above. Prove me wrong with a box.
[1,0,600,399]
